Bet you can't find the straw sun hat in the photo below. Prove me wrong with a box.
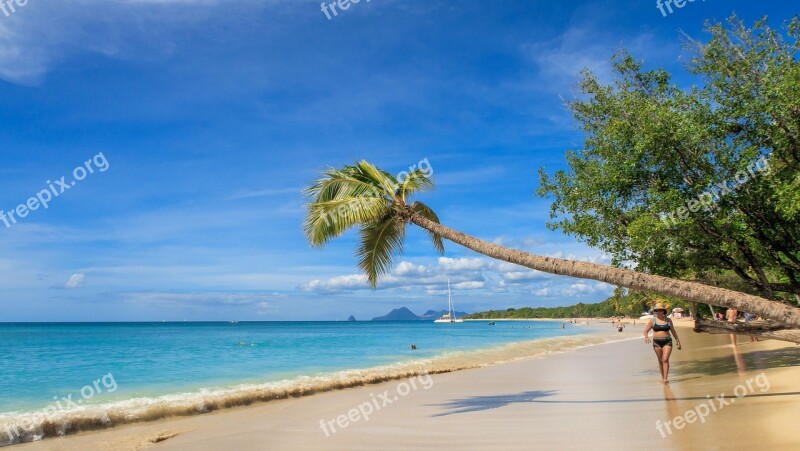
[652,303,668,313]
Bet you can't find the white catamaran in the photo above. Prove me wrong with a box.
[434,280,463,323]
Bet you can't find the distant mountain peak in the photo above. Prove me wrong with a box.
[371,307,420,321]
[372,307,469,321]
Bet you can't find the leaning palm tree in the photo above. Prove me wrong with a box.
[304,161,800,336]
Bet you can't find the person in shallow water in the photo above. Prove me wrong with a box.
[643,303,682,384]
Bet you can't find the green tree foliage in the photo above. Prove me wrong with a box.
[464,289,704,319]
[537,16,800,302]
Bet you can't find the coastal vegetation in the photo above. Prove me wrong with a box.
[463,289,689,319]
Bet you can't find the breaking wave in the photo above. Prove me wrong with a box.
[0,329,633,446]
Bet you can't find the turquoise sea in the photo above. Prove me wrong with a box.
[0,320,607,444]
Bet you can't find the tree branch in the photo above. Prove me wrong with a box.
[693,317,800,344]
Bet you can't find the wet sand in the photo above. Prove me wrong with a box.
[18,322,800,450]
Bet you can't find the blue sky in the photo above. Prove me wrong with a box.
[0,0,792,321]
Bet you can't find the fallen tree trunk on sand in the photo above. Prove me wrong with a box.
[693,317,800,344]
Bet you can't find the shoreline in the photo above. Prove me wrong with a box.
[1,324,627,447]
[17,321,800,450]
[463,317,636,323]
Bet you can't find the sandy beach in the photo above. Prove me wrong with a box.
[16,321,800,450]
[3,2,797,450]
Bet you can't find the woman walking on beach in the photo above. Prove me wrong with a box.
[644,303,681,384]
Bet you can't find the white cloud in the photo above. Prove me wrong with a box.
[452,281,483,290]
[394,261,427,277]
[0,0,287,85]
[564,281,614,296]
[300,257,487,293]
[524,26,619,89]
[300,274,369,292]
[438,257,485,271]
[299,246,615,303]
[503,270,548,283]
[115,291,283,309]
[64,273,85,289]
[517,7,679,99]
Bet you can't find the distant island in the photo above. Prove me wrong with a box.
[347,315,356,322]
[371,307,469,321]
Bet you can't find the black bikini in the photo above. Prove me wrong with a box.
[652,318,672,348]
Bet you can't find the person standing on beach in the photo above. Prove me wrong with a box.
[727,308,739,347]
[644,303,681,384]
[744,312,759,343]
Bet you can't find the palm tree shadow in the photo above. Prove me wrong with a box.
[431,389,800,416]
[429,390,557,417]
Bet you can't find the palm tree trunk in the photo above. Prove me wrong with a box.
[410,215,800,329]
[693,317,800,343]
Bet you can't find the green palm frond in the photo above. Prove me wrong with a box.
[305,196,390,246]
[411,201,444,254]
[304,160,442,287]
[398,169,434,202]
[304,163,397,247]
[305,165,387,203]
[353,160,400,197]
[356,214,405,287]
